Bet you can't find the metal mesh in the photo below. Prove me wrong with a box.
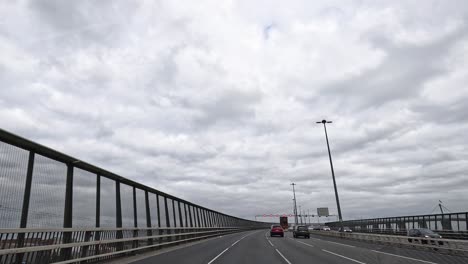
[28,154,67,228]
[158,196,167,227]
[120,184,134,227]
[0,141,29,228]
[149,193,159,227]
[135,188,146,227]
[100,176,116,227]
[72,168,96,227]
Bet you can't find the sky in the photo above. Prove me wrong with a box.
[1,0,468,223]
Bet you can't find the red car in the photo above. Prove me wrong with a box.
[270,225,284,237]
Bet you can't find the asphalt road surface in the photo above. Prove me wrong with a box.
[132,230,468,264]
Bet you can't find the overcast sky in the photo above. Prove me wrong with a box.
[1,0,468,222]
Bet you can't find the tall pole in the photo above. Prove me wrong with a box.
[317,119,344,229]
[291,183,298,225]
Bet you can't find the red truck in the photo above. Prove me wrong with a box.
[280,216,289,230]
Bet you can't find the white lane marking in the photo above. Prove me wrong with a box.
[207,247,230,264]
[295,240,314,247]
[275,249,292,264]
[322,249,366,264]
[268,239,274,247]
[207,231,259,264]
[371,250,438,264]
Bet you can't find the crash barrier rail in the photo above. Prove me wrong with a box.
[0,226,260,263]
[309,231,468,257]
[345,228,468,240]
[326,212,468,236]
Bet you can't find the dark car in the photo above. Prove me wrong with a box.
[293,225,310,238]
[338,226,352,233]
[270,225,284,237]
[408,228,443,245]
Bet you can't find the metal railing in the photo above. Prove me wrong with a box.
[0,227,254,263]
[310,230,468,256]
[0,128,270,263]
[326,212,468,239]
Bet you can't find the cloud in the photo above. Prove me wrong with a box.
[1,0,468,227]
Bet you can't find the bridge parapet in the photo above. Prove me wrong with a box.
[0,128,270,263]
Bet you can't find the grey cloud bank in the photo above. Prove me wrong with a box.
[1,0,468,221]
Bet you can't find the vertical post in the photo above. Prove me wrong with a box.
[20,151,35,228]
[61,164,74,260]
[115,181,123,250]
[132,187,138,249]
[172,200,177,227]
[188,205,193,227]
[16,152,34,264]
[178,201,184,227]
[184,203,189,227]
[196,207,201,227]
[164,197,170,227]
[156,195,161,228]
[145,190,153,245]
[203,210,208,227]
[164,197,171,242]
[95,174,101,256]
[156,194,162,246]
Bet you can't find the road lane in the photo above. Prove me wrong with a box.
[213,230,284,264]
[131,229,468,264]
[131,230,258,264]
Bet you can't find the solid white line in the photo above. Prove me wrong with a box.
[268,240,274,247]
[295,240,314,247]
[207,247,230,264]
[275,249,292,264]
[322,249,366,264]
[371,250,438,264]
[207,231,259,264]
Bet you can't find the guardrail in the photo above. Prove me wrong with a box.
[309,231,468,257]
[347,228,468,240]
[0,226,260,263]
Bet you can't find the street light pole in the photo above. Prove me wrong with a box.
[316,119,344,228]
[291,183,298,225]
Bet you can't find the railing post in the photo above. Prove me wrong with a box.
[156,194,162,246]
[61,164,74,261]
[16,151,34,264]
[178,201,184,228]
[132,187,138,249]
[116,181,123,251]
[203,210,208,227]
[177,201,183,243]
[188,205,193,227]
[95,174,101,256]
[145,190,153,245]
[196,207,201,227]
[164,197,171,242]
[172,199,177,227]
[184,203,188,228]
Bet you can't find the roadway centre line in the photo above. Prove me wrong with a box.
[207,231,260,264]
[275,249,292,264]
[371,250,438,264]
[322,249,366,264]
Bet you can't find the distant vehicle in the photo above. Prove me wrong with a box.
[280,216,289,230]
[407,228,442,239]
[270,225,284,237]
[308,225,321,231]
[407,228,443,245]
[339,226,352,232]
[321,226,331,231]
[293,225,310,238]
